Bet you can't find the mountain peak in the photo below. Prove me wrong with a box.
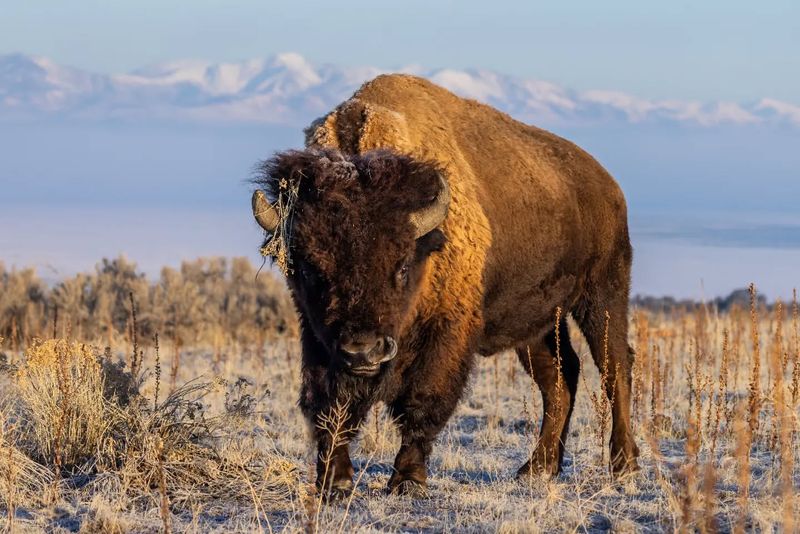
[1,52,798,127]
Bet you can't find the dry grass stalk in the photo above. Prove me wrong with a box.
[525,345,538,463]
[642,423,681,527]
[650,343,664,431]
[314,399,351,523]
[0,416,16,533]
[315,402,349,493]
[747,283,761,437]
[685,338,708,448]
[167,310,183,394]
[492,354,500,427]
[373,404,380,448]
[731,305,744,391]
[154,333,162,411]
[700,460,718,534]
[768,300,795,534]
[10,318,18,354]
[776,300,788,372]
[170,333,181,393]
[128,292,142,379]
[632,310,649,424]
[710,329,729,455]
[733,401,751,534]
[695,300,708,366]
[553,306,563,444]
[792,289,800,405]
[156,437,172,534]
[302,458,318,534]
[680,416,699,530]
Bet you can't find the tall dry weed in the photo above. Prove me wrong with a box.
[747,284,762,437]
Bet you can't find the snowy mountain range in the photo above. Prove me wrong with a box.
[2,52,799,128]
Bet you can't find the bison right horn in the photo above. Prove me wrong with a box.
[252,190,280,233]
[409,174,451,238]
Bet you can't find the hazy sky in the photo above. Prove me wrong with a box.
[2,0,798,102]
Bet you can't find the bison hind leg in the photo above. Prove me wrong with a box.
[515,319,580,478]
[573,273,640,474]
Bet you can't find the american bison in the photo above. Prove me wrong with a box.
[252,74,638,497]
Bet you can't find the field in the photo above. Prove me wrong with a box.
[1,259,799,532]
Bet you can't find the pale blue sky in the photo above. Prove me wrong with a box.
[2,0,798,101]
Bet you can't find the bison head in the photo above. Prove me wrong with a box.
[252,148,449,377]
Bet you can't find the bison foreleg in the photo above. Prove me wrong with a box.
[388,439,431,497]
[388,354,472,496]
[299,364,372,498]
[310,397,372,499]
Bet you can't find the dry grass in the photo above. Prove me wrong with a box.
[0,337,299,532]
[12,339,122,471]
[0,289,799,532]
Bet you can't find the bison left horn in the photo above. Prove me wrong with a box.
[409,174,451,238]
[252,190,280,233]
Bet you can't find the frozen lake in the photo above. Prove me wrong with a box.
[2,204,798,300]
[1,121,797,299]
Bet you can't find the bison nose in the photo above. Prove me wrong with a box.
[339,335,398,364]
[340,338,382,358]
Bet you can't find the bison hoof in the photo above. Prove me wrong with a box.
[388,479,428,498]
[320,479,354,502]
[611,455,640,476]
[515,456,560,480]
[611,442,641,476]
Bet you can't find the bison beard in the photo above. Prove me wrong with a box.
[252,74,639,498]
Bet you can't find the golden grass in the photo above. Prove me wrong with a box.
[0,289,799,531]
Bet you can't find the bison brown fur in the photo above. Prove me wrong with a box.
[253,74,639,497]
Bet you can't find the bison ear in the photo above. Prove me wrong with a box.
[415,229,446,258]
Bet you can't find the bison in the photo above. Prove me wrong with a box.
[251,74,639,497]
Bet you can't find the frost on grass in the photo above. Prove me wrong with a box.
[1,298,800,532]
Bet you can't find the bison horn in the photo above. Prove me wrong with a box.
[409,174,451,238]
[252,190,280,233]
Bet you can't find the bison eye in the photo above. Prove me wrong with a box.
[396,263,410,286]
[300,264,320,287]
